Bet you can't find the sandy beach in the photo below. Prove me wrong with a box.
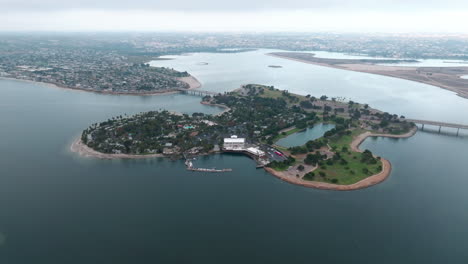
[178,75,202,89]
[265,127,418,191]
[268,53,468,99]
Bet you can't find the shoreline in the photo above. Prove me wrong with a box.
[0,75,202,96]
[200,101,231,116]
[265,127,418,191]
[267,53,468,99]
[70,138,165,159]
[70,127,417,190]
[70,102,230,159]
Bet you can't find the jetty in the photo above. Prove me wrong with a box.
[185,160,232,173]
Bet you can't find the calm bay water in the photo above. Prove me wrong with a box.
[152,49,468,123]
[276,123,335,148]
[1,49,468,263]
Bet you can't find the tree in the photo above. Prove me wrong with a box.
[297,165,305,171]
[361,149,377,164]
[305,153,324,166]
[380,120,389,128]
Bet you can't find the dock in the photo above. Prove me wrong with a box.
[185,160,232,173]
[188,167,233,172]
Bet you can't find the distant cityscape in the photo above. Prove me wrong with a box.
[1,33,468,94]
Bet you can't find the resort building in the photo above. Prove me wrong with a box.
[223,135,245,150]
[246,147,265,157]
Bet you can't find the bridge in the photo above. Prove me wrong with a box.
[176,88,219,97]
[405,119,468,136]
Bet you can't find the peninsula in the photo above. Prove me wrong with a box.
[72,84,416,190]
[0,39,200,94]
[269,52,468,99]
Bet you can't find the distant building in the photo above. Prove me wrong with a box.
[223,135,245,150]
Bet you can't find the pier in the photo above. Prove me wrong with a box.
[405,119,468,136]
[185,159,232,173]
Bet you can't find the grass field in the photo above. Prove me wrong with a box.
[248,85,388,185]
[305,129,383,185]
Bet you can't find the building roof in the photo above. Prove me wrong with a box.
[224,138,245,143]
[246,147,265,156]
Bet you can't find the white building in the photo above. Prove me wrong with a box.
[246,147,265,157]
[223,135,245,150]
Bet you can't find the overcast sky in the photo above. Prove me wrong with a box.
[1,0,468,32]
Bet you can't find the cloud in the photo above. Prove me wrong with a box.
[1,0,468,32]
[1,9,468,33]
[1,0,468,12]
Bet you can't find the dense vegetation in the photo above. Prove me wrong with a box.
[82,83,415,185]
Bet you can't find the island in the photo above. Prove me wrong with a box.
[72,84,417,190]
[268,52,468,99]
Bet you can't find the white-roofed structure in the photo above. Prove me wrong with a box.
[223,135,245,150]
[246,147,265,157]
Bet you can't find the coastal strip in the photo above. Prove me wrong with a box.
[265,127,418,191]
[267,52,468,99]
[178,75,202,89]
[70,138,164,159]
[0,75,202,96]
[200,101,231,116]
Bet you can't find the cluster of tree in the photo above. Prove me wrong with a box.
[304,151,327,166]
[324,124,352,138]
[281,90,300,104]
[267,156,296,171]
[289,138,328,155]
[212,94,315,140]
[361,149,378,164]
[150,66,190,77]
[82,110,222,155]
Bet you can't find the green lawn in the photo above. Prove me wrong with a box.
[303,129,383,185]
[259,88,306,107]
[254,86,387,185]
